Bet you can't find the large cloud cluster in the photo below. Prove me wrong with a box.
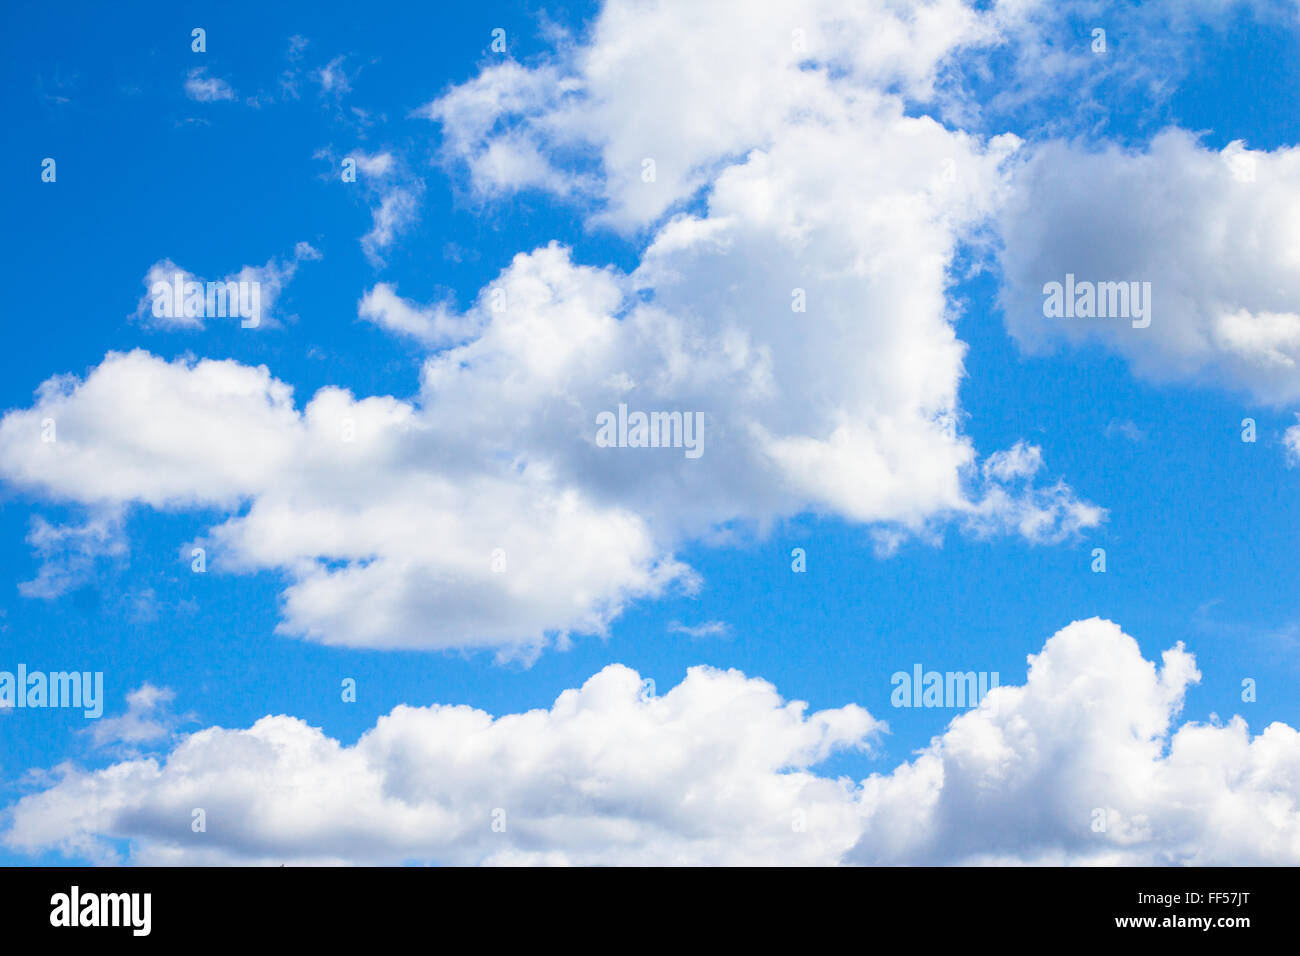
[0,0,1099,653]
[7,619,1298,865]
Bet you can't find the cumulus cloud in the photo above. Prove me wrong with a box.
[998,131,1300,404]
[0,352,301,509]
[5,660,881,866]
[0,0,1103,654]
[848,618,1300,866]
[7,619,1297,865]
[0,223,1095,653]
[0,347,693,653]
[423,0,998,229]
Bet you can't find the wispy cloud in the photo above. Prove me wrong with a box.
[183,67,236,103]
[668,620,730,639]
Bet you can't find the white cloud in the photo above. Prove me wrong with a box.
[423,0,998,229]
[0,352,301,509]
[2,0,1104,653]
[0,217,1096,651]
[89,684,178,750]
[6,659,881,866]
[848,618,1300,866]
[7,619,1298,865]
[981,441,1043,482]
[361,187,420,265]
[18,509,126,599]
[964,442,1106,544]
[314,55,352,97]
[422,62,588,199]
[357,283,480,346]
[184,68,236,103]
[1285,417,1300,466]
[0,347,693,653]
[998,131,1300,404]
[667,619,729,639]
[314,147,423,262]
[133,242,320,330]
[351,151,395,177]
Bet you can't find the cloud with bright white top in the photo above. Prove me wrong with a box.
[0,0,1105,655]
[6,619,1299,866]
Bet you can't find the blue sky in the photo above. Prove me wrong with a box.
[2,0,1300,866]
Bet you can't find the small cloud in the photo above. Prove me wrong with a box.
[89,683,179,750]
[353,151,395,177]
[133,242,320,331]
[442,242,479,264]
[361,186,420,265]
[981,441,1044,482]
[315,147,419,261]
[36,71,78,107]
[965,443,1105,545]
[1105,419,1146,442]
[19,510,126,599]
[278,36,311,100]
[124,587,161,623]
[358,283,479,347]
[668,620,730,640]
[1284,417,1300,467]
[184,67,236,102]
[314,55,352,98]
